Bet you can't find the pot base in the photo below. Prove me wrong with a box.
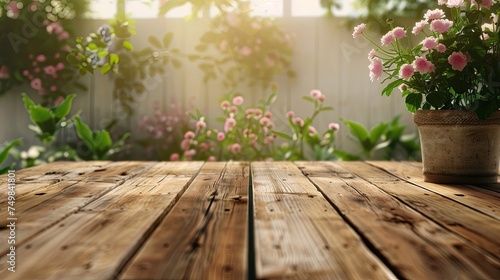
[424,173,498,184]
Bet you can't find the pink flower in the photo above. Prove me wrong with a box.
[392,27,406,39]
[229,144,241,154]
[436,44,447,53]
[240,46,252,56]
[412,56,435,74]
[233,96,244,105]
[217,132,225,141]
[421,37,439,51]
[196,120,206,130]
[184,149,196,158]
[328,122,340,131]
[259,117,273,128]
[50,85,58,92]
[399,64,414,81]
[31,78,42,90]
[292,117,304,127]
[6,2,20,18]
[412,20,427,35]
[286,111,294,118]
[264,111,272,118]
[22,70,30,77]
[37,55,46,62]
[184,131,196,139]
[352,23,366,38]
[448,51,467,71]
[424,9,445,21]
[56,62,65,71]
[308,126,317,137]
[44,65,56,75]
[310,89,322,98]
[180,139,190,150]
[220,100,230,110]
[368,49,376,60]
[369,57,383,81]
[472,0,492,9]
[0,65,10,79]
[224,117,236,132]
[430,19,453,34]
[58,31,70,40]
[54,96,64,106]
[381,31,395,46]
[446,0,464,8]
[208,156,216,162]
[170,153,179,161]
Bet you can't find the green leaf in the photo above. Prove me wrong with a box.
[110,53,120,65]
[0,139,22,166]
[382,79,404,96]
[101,64,112,74]
[123,41,134,51]
[426,92,445,109]
[74,116,95,150]
[51,94,76,123]
[98,50,109,58]
[21,92,36,110]
[29,106,55,133]
[272,130,293,141]
[94,130,112,154]
[405,93,423,112]
[344,120,369,142]
[88,43,98,51]
[66,53,80,65]
[148,36,162,49]
[163,32,173,48]
[369,123,388,145]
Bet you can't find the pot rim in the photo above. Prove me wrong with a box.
[413,110,500,125]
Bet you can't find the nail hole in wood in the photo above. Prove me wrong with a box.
[454,193,465,197]
[35,193,46,196]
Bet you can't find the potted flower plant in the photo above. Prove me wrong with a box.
[353,0,500,183]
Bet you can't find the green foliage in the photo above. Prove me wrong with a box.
[22,93,76,144]
[0,139,22,174]
[340,116,420,160]
[0,0,88,104]
[159,0,294,91]
[277,90,339,161]
[74,116,130,160]
[12,93,130,168]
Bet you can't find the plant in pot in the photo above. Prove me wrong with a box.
[353,0,500,183]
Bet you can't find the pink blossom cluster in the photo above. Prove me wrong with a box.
[177,94,279,161]
[355,2,492,86]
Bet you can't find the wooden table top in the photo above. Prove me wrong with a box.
[0,161,498,279]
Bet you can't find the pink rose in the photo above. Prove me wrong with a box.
[412,56,435,74]
[328,123,340,131]
[412,20,427,35]
[31,78,42,90]
[448,52,467,71]
[352,23,366,38]
[421,37,439,51]
[399,64,414,81]
[170,153,179,161]
[430,19,453,34]
[424,9,445,21]
[381,31,395,46]
[369,57,383,81]
[392,27,406,39]
[233,96,244,105]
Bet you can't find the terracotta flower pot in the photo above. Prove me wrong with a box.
[413,110,500,184]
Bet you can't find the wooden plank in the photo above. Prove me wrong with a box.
[0,161,154,255]
[297,161,499,279]
[0,161,203,280]
[121,161,249,280]
[252,161,396,280]
[367,161,500,219]
[342,161,500,257]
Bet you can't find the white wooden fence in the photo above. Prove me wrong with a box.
[0,17,417,157]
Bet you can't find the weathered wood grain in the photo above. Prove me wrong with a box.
[0,161,154,255]
[0,161,203,280]
[252,161,396,280]
[297,161,499,280]
[367,161,500,219]
[121,161,249,280]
